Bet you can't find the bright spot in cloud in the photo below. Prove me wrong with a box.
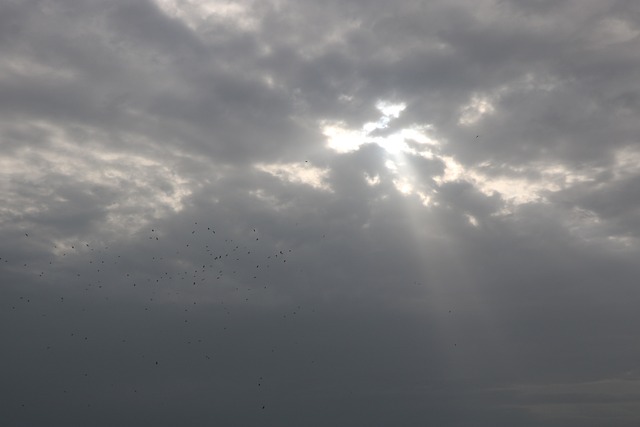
[256,162,332,191]
[435,155,613,211]
[322,100,436,156]
[365,174,380,186]
[323,100,444,203]
[376,134,411,155]
[384,159,398,172]
[323,98,614,213]
[154,0,259,31]
[376,100,406,118]
[322,125,366,153]
[434,156,463,183]
[393,178,414,195]
[458,95,495,125]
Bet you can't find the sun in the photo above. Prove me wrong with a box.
[321,99,440,205]
[321,100,409,154]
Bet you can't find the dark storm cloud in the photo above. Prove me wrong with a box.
[2,0,640,426]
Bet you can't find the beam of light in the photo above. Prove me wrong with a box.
[322,100,440,204]
[319,99,569,383]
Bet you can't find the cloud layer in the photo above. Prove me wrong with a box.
[2,0,640,425]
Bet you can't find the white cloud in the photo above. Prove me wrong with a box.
[153,0,261,32]
[255,161,332,191]
[458,94,495,126]
[0,121,193,236]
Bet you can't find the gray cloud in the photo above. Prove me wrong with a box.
[2,0,640,425]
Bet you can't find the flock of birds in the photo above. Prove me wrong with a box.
[3,220,460,421]
[3,221,321,415]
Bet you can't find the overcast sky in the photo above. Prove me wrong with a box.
[2,0,640,426]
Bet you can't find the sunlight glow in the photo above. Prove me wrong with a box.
[365,174,381,186]
[393,178,414,195]
[322,124,366,153]
[322,100,438,157]
[376,100,406,118]
[322,100,441,204]
[322,99,625,217]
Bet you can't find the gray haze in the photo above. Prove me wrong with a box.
[2,0,640,426]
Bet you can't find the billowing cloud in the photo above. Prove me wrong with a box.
[2,0,640,426]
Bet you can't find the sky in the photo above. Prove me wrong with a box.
[1,0,640,426]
